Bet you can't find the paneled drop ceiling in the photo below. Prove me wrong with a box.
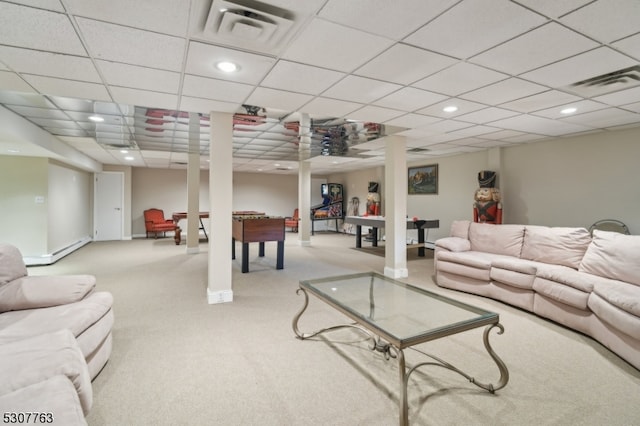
[0,0,639,175]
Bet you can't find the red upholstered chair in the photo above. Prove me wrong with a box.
[144,208,181,243]
[285,208,299,232]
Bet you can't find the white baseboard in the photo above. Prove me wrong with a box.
[207,289,233,304]
[24,237,92,266]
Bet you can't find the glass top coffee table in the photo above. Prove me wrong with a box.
[292,271,509,426]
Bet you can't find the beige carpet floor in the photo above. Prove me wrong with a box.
[31,232,640,426]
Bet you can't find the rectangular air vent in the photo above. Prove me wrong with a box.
[565,65,640,97]
[204,0,296,54]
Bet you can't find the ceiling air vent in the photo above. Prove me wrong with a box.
[204,0,296,53]
[565,65,640,97]
[407,147,430,153]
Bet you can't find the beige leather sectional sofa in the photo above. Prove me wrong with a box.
[434,221,640,370]
[0,243,114,425]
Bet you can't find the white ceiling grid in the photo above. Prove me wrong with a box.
[0,0,638,175]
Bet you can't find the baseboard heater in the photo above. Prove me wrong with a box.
[23,237,92,266]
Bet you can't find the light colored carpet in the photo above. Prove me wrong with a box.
[31,233,640,425]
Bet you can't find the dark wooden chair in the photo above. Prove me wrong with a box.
[144,208,181,243]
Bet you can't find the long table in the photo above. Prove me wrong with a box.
[343,216,439,257]
[172,212,209,244]
[171,211,265,245]
[232,216,285,273]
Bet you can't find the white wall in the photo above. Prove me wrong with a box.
[502,127,640,231]
[48,161,91,253]
[131,169,299,236]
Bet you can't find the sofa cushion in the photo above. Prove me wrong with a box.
[0,275,96,313]
[591,277,640,318]
[535,263,600,294]
[468,223,525,257]
[532,277,590,310]
[579,230,640,286]
[450,220,470,239]
[435,237,470,252]
[521,226,591,269]
[588,292,640,341]
[0,244,27,285]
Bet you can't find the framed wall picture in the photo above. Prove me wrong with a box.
[408,164,438,194]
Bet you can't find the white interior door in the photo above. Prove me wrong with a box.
[94,172,123,241]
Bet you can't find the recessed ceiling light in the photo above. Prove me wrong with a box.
[561,107,577,114]
[124,156,134,161]
[216,61,239,73]
[7,149,20,154]
[120,149,128,154]
[443,106,458,113]
[89,115,104,122]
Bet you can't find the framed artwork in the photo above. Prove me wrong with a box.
[408,164,438,194]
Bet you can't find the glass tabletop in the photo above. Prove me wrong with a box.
[300,271,498,348]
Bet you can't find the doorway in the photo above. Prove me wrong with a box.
[94,172,124,241]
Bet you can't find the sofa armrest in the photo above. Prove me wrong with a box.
[0,329,92,415]
[435,237,471,252]
[0,275,95,313]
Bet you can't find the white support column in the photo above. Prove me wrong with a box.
[298,114,312,246]
[186,112,200,254]
[207,112,233,304]
[384,135,408,279]
[298,160,311,246]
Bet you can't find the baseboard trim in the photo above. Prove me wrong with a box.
[24,237,92,266]
[207,289,233,304]
[384,266,409,279]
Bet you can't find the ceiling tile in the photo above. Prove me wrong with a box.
[593,87,640,107]
[0,46,101,83]
[281,18,394,73]
[470,23,599,75]
[110,87,177,110]
[447,125,503,139]
[244,87,313,112]
[97,61,180,94]
[346,105,405,123]
[499,90,582,113]
[489,114,592,136]
[560,107,640,128]
[612,33,640,61]
[521,47,638,88]
[412,62,508,96]
[560,0,640,43]
[182,75,253,103]
[261,61,345,95]
[620,102,640,114]
[404,0,547,59]
[0,2,86,55]
[461,78,547,105]
[373,87,447,111]
[456,107,520,124]
[514,0,592,19]
[0,71,35,93]
[384,113,441,129]
[64,0,189,37]
[417,98,488,119]
[321,75,401,104]
[21,75,111,100]
[76,18,185,71]
[185,42,276,85]
[319,0,459,40]
[532,100,608,119]
[301,97,362,117]
[355,44,458,85]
